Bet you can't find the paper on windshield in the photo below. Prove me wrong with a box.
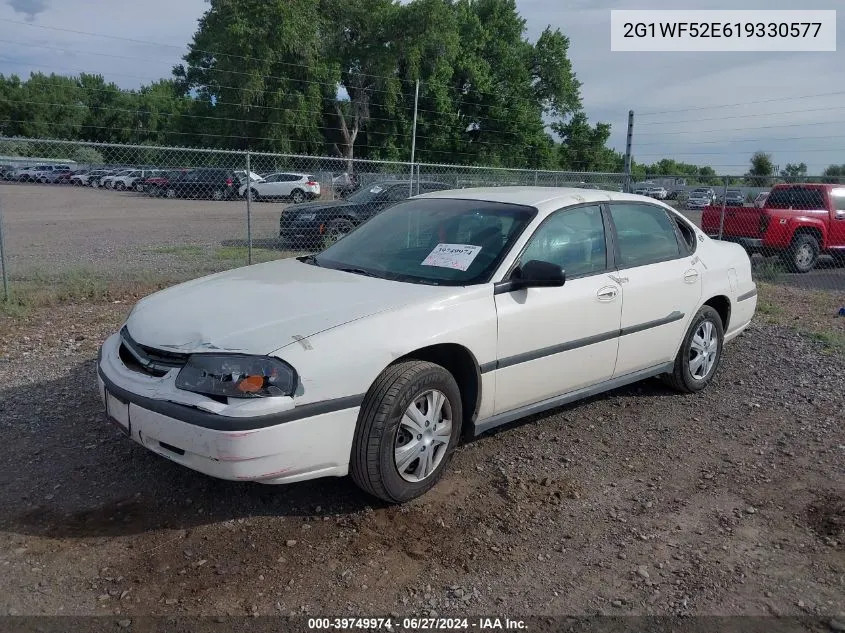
[421,243,482,271]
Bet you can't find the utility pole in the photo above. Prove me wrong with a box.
[623,110,634,193]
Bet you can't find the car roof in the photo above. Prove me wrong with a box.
[415,186,653,210]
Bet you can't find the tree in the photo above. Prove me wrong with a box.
[745,151,774,186]
[780,162,807,183]
[72,146,104,165]
[175,0,332,153]
[822,164,845,184]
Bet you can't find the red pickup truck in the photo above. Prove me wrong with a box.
[701,183,845,273]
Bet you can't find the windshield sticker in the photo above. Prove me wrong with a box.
[422,243,482,271]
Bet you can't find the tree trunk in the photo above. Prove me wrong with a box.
[335,101,359,175]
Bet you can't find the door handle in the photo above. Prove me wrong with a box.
[596,286,618,301]
[683,269,699,283]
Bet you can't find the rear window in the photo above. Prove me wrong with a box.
[307,175,317,182]
[766,187,826,210]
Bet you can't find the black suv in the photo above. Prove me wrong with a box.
[166,168,239,201]
[279,180,451,248]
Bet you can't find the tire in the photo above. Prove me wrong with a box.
[115,181,126,191]
[781,233,819,273]
[165,188,176,199]
[91,180,99,188]
[247,188,260,202]
[211,189,224,201]
[662,305,725,393]
[291,189,305,204]
[324,218,356,247]
[350,360,463,504]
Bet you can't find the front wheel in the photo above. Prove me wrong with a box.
[350,360,463,504]
[662,305,724,393]
[115,181,126,191]
[211,189,224,201]
[165,188,176,198]
[781,233,819,273]
[324,218,355,247]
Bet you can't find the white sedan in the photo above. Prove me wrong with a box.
[97,187,757,503]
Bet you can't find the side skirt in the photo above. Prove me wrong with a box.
[473,362,674,437]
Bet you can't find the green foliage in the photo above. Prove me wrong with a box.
[780,162,807,183]
[745,151,775,186]
[72,146,104,165]
[822,164,845,184]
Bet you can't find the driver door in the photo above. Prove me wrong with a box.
[492,204,622,414]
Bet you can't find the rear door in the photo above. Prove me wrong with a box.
[607,202,702,377]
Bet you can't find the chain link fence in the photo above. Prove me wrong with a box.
[0,138,842,307]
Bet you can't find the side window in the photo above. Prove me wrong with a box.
[671,213,697,254]
[521,205,607,278]
[832,189,845,211]
[609,203,681,268]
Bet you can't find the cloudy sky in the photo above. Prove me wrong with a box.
[0,0,842,174]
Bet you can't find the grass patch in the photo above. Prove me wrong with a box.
[147,245,206,258]
[754,259,785,283]
[213,246,282,263]
[757,282,844,356]
[802,330,845,355]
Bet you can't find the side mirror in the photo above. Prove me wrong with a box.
[510,260,566,290]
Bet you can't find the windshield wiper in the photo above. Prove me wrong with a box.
[336,267,381,278]
[298,254,321,267]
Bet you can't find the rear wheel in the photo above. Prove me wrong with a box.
[165,188,176,198]
[91,180,100,188]
[115,181,126,191]
[781,233,819,273]
[291,189,305,204]
[662,306,724,393]
[247,188,260,202]
[350,360,462,503]
[211,188,224,201]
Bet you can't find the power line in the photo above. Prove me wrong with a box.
[633,131,845,147]
[0,18,586,122]
[636,104,845,127]
[634,147,842,157]
[1,98,572,157]
[637,90,845,117]
[633,119,845,137]
[0,56,549,137]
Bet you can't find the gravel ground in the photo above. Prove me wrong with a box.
[0,300,843,620]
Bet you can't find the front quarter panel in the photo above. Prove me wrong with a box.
[269,285,498,419]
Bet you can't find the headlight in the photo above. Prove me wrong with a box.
[175,354,297,399]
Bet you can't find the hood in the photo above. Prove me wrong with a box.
[285,200,351,212]
[125,257,451,355]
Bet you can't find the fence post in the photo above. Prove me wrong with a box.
[245,150,253,265]
[0,201,8,302]
[409,79,420,198]
[718,175,728,240]
[623,109,634,193]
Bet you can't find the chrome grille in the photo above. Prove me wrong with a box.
[119,326,189,377]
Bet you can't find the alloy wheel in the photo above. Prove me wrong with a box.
[688,320,718,380]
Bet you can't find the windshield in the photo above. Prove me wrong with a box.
[346,184,391,204]
[311,198,537,285]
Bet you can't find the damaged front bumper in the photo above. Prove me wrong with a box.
[96,333,360,484]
